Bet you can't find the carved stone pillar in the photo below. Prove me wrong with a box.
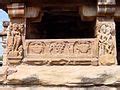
[96,0,117,65]
[7,3,25,64]
[0,21,9,66]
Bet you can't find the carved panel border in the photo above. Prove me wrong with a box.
[24,39,98,65]
[25,39,97,59]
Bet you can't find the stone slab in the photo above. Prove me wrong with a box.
[0,85,120,90]
[0,86,118,90]
[5,65,120,86]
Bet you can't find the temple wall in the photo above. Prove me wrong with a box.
[0,0,120,86]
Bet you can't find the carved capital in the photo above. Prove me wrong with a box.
[7,3,25,18]
[97,0,116,16]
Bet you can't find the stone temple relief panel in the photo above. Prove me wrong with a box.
[24,39,98,65]
[96,19,117,65]
[7,23,24,64]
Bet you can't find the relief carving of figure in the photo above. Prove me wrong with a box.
[97,23,116,65]
[98,24,114,56]
[7,23,13,53]
[7,23,24,57]
[12,23,22,51]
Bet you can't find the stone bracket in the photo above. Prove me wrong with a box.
[7,3,25,18]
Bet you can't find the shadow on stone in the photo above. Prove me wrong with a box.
[22,74,39,85]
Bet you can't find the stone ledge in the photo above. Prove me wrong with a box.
[0,86,118,90]
[5,65,120,86]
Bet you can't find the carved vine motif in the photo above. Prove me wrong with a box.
[98,24,114,56]
[7,23,24,57]
[49,41,70,54]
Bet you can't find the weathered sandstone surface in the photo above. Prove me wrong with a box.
[0,65,119,86]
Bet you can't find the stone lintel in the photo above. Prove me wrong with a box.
[80,6,120,21]
[5,2,120,21]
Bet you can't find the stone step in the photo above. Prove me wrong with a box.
[6,65,120,86]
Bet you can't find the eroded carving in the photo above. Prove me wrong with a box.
[73,41,91,54]
[96,20,117,65]
[49,41,70,54]
[98,24,114,56]
[29,42,46,54]
[25,39,97,65]
[27,40,94,55]
[7,23,24,57]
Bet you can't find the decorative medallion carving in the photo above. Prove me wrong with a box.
[73,41,91,54]
[25,39,97,65]
[29,42,46,54]
[26,39,95,57]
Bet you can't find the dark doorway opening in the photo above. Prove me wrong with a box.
[116,22,120,65]
[26,11,95,39]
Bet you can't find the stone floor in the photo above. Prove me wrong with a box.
[0,86,119,90]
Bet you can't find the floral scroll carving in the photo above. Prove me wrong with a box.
[7,23,24,58]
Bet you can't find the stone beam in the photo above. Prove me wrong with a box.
[79,5,97,21]
[25,7,44,22]
[1,0,120,21]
